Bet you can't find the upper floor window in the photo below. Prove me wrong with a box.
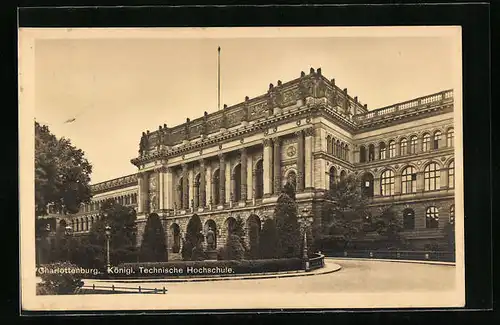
[326,136,332,154]
[368,144,375,162]
[448,161,455,189]
[388,141,396,158]
[447,128,454,147]
[359,146,367,163]
[401,166,417,194]
[424,163,440,191]
[400,138,408,155]
[379,142,386,160]
[423,133,431,152]
[434,131,442,149]
[410,136,418,154]
[380,170,395,196]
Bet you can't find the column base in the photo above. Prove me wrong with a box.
[262,196,279,204]
[238,201,246,207]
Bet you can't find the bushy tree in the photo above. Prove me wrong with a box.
[78,199,138,268]
[319,174,369,250]
[247,220,261,259]
[35,122,92,218]
[36,261,84,295]
[139,214,167,262]
[274,183,301,258]
[223,234,245,260]
[182,215,203,261]
[260,218,278,259]
[372,205,404,247]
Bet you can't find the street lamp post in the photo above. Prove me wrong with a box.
[299,207,313,272]
[105,225,111,270]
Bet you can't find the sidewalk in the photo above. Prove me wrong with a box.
[82,260,342,287]
[329,257,456,266]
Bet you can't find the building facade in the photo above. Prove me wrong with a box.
[54,67,455,259]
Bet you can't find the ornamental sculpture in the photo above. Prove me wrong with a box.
[139,131,149,156]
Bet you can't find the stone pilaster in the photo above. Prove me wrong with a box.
[218,153,226,205]
[304,127,314,190]
[394,172,402,195]
[263,138,273,197]
[246,155,253,201]
[273,137,281,194]
[206,164,212,208]
[416,171,425,192]
[373,176,381,197]
[137,172,145,214]
[296,130,305,192]
[182,164,189,209]
[164,167,173,210]
[240,148,248,202]
[199,159,206,207]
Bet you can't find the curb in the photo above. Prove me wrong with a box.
[84,263,342,283]
[328,257,456,266]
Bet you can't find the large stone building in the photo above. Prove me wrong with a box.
[47,67,455,258]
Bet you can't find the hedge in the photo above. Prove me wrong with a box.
[90,258,304,279]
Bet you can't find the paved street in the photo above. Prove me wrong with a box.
[85,259,457,294]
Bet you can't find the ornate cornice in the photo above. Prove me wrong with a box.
[90,174,138,194]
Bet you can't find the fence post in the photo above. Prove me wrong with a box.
[112,285,114,292]
[154,288,157,294]
[139,286,141,293]
[163,287,166,294]
[92,284,95,290]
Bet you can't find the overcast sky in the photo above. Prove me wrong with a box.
[33,28,457,184]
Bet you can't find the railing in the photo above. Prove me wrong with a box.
[324,250,455,263]
[308,253,325,271]
[78,283,167,294]
[354,89,453,122]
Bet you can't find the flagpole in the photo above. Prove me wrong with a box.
[218,46,221,111]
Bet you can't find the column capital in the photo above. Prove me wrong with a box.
[295,129,304,137]
[198,158,205,167]
[272,136,281,145]
[239,147,247,155]
[303,127,315,137]
[218,152,226,161]
[154,166,168,173]
[181,163,188,171]
[263,138,273,147]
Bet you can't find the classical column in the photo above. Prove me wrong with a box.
[158,167,165,210]
[394,172,402,195]
[440,167,448,189]
[193,175,199,209]
[373,176,381,197]
[206,164,212,207]
[230,171,236,204]
[218,153,226,205]
[164,167,173,210]
[273,137,281,194]
[374,144,380,161]
[263,139,273,197]
[137,172,144,214]
[182,164,189,209]
[296,130,305,192]
[240,148,248,202]
[304,127,314,190]
[199,159,206,207]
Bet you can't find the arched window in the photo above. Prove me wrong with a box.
[403,208,415,230]
[368,144,375,162]
[360,146,367,163]
[326,136,332,154]
[426,207,439,228]
[447,128,454,147]
[194,173,201,208]
[329,167,337,191]
[410,136,418,154]
[401,166,417,194]
[212,170,220,205]
[379,142,386,160]
[178,177,184,209]
[449,205,455,225]
[423,133,431,152]
[233,164,242,202]
[362,173,374,198]
[433,131,442,150]
[380,170,395,196]
[388,140,396,158]
[340,170,347,182]
[400,138,408,156]
[254,160,264,199]
[286,170,297,192]
[424,163,440,191]
[448,161,455,189]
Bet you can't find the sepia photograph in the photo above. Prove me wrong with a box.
[19,26,464,311]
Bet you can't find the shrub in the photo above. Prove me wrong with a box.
[36,262,84,295]
[181,238,193,261]
[274,187,301,258]
[260,218,278,259]
[191,245,206,261]
[224,234,245,260]
[139,213,167,262]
